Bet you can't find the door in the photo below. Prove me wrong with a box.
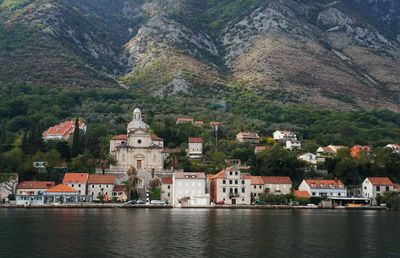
[137,160,142,169]
[232,199,236,205]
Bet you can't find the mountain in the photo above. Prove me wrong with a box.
[0,0,399,110]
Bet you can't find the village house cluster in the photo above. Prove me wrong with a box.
[1,108,399,208]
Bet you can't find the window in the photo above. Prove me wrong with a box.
[338,193,341,197]
[259,185,262,189]
[167,185,170,189]
[79,184,81,187]
[386,186,389,191]
[254,185,256,189]
[364,186,367,190]
[168,193,170,197]
[229,180,233,184]
[137,139,142,144]
[235,172,238,176]
[230,172,232,176]
[312,192,316,196]
[92,185,94,188]
[235,180,238,184]
[72,184,74,187]
[376,186,380,192]
[223,188,226,193]
[242,188,245,193]
[223,180,226,184]
[242,180,245,185]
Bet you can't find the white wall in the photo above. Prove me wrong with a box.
[88,184,113,200]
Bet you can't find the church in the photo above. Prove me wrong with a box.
[109,108,164,173]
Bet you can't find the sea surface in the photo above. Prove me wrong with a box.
[0,208,399,258]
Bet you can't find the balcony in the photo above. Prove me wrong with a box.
[229,193,240,198]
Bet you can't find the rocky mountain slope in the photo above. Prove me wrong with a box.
[0,0,399,110]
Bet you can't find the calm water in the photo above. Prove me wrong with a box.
[0,208,399,258]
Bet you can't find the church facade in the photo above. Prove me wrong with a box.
[110,108,164,172]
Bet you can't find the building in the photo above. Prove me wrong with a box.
[236,132,260,143]
[298,153,318,165]
[42,119,87,141]
[361,177,394,203]
[112,185,127,202]
[209,167,252,205]
[273,130,297,141]
[187,137,203,159]
[0,173,18,203]
[255,146,271,154]
[87,174,116,201]
[385,144,400,153]
[298,179,347,198]
[250,176,264,202]
[109,108,164,172]
[261,176,292,195]
[285,140,301,150]
[194,121,204,126]
[16,181,55,205]
[43,184,80,204]
[176,117,194,124]
[62,173,89,200]
[294,190,310,199]
[172,172,209,207]
[160,177,173,204]
[316,145,346,162]
[350,145,372,159]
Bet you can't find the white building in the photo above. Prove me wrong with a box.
[43,184,80,204]
[0,173,18,203]
[385,144,400,153]
[62,173,89,201]
[87,174,116,201]
[187,137,203,159]
[208,167,252,205]
[285,140,301,150]
[236,132,260,143]
[160,177,173,204]
[262,176,292,195]
[109,108,164,172]
[250,176,265,202]
[298,179,347,198]
[172,172,209,207]
[15,181,55,205]
[298,153,318,165]
[361,177,394,203]
[273,130,297,141]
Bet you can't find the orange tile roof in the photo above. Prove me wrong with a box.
[189,137,203,143]
[366,177,394,186]
[305,179,344,189]
[261,176,292,185]
[63,173,89,184]
[251,176,264,185]
[161,177,173,184]
[45,184,79,193]
[17,181,55,189]
[295,190,310,198]
[87,174,116,184]
[112,134,128,140]
[42,120,86,138]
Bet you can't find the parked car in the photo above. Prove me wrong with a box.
[150,200,166,205]
[136,200,146,205]
[125,200,138,205]
[216,201,225,205]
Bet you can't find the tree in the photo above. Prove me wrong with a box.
[122,166,140,200]
[0,173,18,196]
[149,169,161,201]
[383,191,399,209]
[71,117,81,158]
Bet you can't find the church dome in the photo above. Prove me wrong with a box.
[127,108,149,132]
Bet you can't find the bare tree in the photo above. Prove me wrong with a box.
[0,173,18,196]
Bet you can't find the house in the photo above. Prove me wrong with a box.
[172,172,209,207]
[15,181,55,205]
[160,177,173,204]
[273,130,297,141]
[208,167,252,205]
[0,173,18,203]
[350,145,372,159]
[187,137,203,159]
[385,144,400,153]
[62,173,89,201]
[361,177,394,204]
[255,146,271,154]
[194,121,204,126]
[285,140,301,150]
[298,153,318,165]
[87,174,116,201]
[250,176,265,202]
[43,184,80,204]
[261,176,292,195]
[236,132,260,143]
[42,119,87,141]
[112,185,127,202]
[295,190,310,199]
[176,117,194,124]
[298,179,347,198]
[109,108,164,172]
[316,145,346,162]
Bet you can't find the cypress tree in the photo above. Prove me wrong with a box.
[21,132,30,154]
[71,117,80,157]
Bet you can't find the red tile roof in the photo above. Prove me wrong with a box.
[112,134,128,140]
[261,176,292,185]
[210,168,251,180]
[189,137,203,143]
[42,120,86,139]
[113,185,127,192]
[366,177,394,186]
[295,190,310,198]
[63,173,89,184]
[304,179,344,189]
[251,176,264,185]
[87,174,116,184]
[161,177,173,184]
[45,184,79,193]
[17,181,55,190]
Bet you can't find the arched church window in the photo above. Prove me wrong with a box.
[137,139,142,144]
